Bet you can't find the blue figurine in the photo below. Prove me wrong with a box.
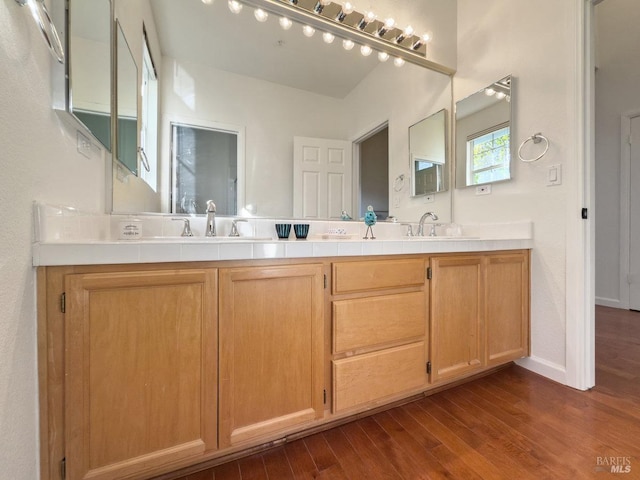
[363,205,377,239]
[341,210,353,221]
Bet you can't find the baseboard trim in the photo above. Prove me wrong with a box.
[515,356,568,386]
[595,296,628,309]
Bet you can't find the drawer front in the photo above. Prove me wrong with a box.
[332,342,426,412]
[333,292,426,354]
[332,258,426,294]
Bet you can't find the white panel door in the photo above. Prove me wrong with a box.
[630,116,640,310]
[293,137,352,219]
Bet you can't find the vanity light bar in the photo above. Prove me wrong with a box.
[236,0,455,74]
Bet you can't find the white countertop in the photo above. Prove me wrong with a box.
[32,237,533,266]
[32,203,534,266]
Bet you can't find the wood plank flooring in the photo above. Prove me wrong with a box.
[173,306,640,480]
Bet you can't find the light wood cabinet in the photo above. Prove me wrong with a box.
[38,251,529,480]
[64,269,217,480]
[429,256,484,382]
[218,264,325,447]
[429,250,530,383]
[331,258,429,412]
[485,252,530,365]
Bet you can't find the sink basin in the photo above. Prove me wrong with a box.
[142,236,274,242]
[403,236,479,240]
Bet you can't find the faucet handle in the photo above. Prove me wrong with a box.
[229,219,248,237]
[206,200,216,213]
[400,223,414,237]
[172,218,193,237]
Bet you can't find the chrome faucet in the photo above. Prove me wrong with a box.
[205,200,216,237]
[417,211,439,236]
[229,219,248,237]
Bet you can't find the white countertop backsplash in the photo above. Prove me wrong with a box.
[32,203,534,266]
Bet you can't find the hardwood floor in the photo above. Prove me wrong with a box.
[172,306,640,480]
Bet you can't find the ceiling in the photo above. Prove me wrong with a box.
[149,0,380,99]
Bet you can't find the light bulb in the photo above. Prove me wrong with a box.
[485,88,496,96]
[254,8,268,22]
[342,2,354,14]
[495,91,506,100]
[358,10,376,29]
[279,17,293,30]
[302,25,316,37]
[378,51,389,62]
[422,32,433,43]
[393,57,405,67]
[377,17,395,37]
[322,32,335,44]
[404,25,415,37]
[342,39,355,50]
[228,0,242,14]
[360,45,373,57]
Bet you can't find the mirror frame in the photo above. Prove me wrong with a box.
[115,19,139,176]
[454,75,513,189]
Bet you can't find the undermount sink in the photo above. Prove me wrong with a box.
[142,236,273,242]
[404,236,479,240]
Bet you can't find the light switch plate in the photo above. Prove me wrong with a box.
[547,164,562,186]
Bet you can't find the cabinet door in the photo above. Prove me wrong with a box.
[485,252,530,365]
[64,269,217,480]
[430,256,484,382]
[219,264,324,447]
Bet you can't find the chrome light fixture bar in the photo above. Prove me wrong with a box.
[238,0,455,74]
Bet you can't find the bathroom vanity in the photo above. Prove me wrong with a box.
[36,236,529,480]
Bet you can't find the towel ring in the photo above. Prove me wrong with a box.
[518,133,549,163]
[393,174,405,192]
[15,0,65,64]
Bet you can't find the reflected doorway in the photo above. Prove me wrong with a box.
[357,125,389,220]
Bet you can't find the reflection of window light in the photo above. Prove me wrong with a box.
[173,63,195,111]
[140,35,158,191]
[466,123,510,185]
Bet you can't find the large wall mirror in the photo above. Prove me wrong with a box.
[455,75,512,188]
[116,21,139,175]
[67,0,455,221]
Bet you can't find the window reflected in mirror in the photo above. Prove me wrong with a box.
[171,123,240,215]
[116,21,138,175]
[455,75,512,188]
[140,30,158,191]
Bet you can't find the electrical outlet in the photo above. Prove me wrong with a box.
[475,184,492,195]
[77,131,92,159]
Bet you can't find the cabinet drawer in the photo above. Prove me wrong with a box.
[332,258,426,294]
[333,292,426,354]
[332,342,426,412]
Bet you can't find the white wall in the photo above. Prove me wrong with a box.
[0,2,108,479]
[594,0,640,308]
[455,0,583,382]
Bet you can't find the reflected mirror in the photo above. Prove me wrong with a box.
[409,109,448,196]
[455,75,512,188]
[106,0,454,222]
[68,0,112,150]
[116,21,139,175]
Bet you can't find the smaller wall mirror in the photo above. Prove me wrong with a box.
[116,20,138,175]
[455,75,512,187]
[68,0,112,150]
[410,109,448,196]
